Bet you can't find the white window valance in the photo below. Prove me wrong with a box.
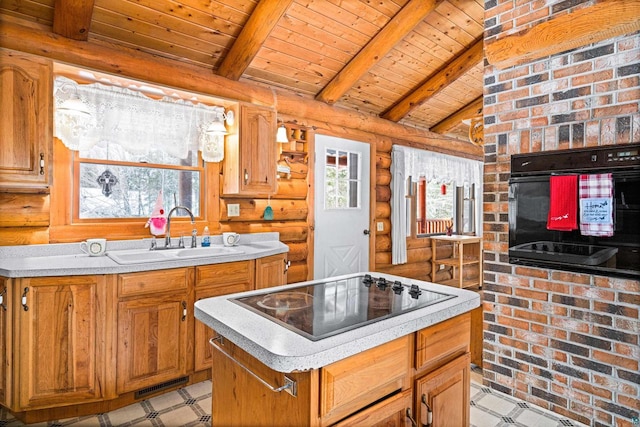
[396,145,482,185]
[53,76,222,160]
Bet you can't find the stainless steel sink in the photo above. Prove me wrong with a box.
[107,245,244,265]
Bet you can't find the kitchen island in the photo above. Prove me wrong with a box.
[195,272,480,426]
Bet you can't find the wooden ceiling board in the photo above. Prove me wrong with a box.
[0,0,488,143]
[90,6,226,66]
[0,0,53,24]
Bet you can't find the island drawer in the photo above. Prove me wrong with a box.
[320,335,411,425]
[415,312,470,373]
[118,267,191,297]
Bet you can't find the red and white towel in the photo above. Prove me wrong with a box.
[547,175,578,231]
[579,173,614,237]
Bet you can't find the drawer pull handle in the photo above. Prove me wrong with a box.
[39,153,45,175]
[209,336,297,396]
[0,287,5,311]
[406,408,417,427]
[181,301,187,321]
[21,287,29,311]
[283,259,290,274]
[421,394,433,427]
[244,169,249,185]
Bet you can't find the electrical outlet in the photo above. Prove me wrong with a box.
[439,264,445,270]
[376,222,384,232]
[227,204,240,217]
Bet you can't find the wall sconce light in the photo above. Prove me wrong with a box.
[205,108,234,135]
[276,123,289,143]
[54,81,93,151]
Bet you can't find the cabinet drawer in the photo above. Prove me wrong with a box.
[320,335,411,424]
[195,261,253,288]
[332,389,413,427]
[118,268,190,297]
[416,313,470,373]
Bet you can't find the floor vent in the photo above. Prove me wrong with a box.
[134,376,189,399]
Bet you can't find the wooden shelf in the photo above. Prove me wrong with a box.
[431,235,482,289]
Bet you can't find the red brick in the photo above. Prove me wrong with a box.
[593,374,639,397]
[497,315,530,331]
[498,336,529,351]
[593,102,639,118]
[552,382,591,404]
[571,379,613,399]
[572,70,614,86]
[514,288,549,301]
[553,62,593,78]
[514,308,548,324]
[550,271,591,285]
[532,279,569,293]
[550,317,590,333]
[593,349,638,371]
[618,88,640,102]
[571,286,615,301]
[514,329,549,345]
[498,67,530,82]
[515,6,549,26]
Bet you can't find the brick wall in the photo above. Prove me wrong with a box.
[483,2,640,426]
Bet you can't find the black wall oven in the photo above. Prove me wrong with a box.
[508,143,640,279]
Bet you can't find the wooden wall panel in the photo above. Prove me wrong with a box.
[0,193,50,227]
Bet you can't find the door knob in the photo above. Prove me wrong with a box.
[363,229,370,235]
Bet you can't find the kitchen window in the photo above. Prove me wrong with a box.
[53,75,223,221]
[390,145,483,264]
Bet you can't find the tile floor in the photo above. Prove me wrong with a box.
[0,376,588,427]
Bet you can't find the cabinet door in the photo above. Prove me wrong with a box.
[0,49,52,188]
[0,277,9,407]
[194,261,253,372]
[117,294,189,394]
[415,353,470,427]
[255,253,288,289]
[224,104,277,195]
[16,276,107,409]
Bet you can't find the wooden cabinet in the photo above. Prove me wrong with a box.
[333,389,413,427]
[194,261,253,372]
[0,277,9,408]
[116,268,193,394]
[14,275,109,409]
[415,353,471,427]
[0,49,52,189]
[255,253,289,289]
[223,103,277,195]
[431,235,483,289]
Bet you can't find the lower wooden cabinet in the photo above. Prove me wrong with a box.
[194,261,253,372]
[333,389,413,427]
[415,353,471,427]
[116,268,193,394]
[255,253,288,289]
[15,275,109,409]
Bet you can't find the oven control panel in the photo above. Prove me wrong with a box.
[607,149,639,162]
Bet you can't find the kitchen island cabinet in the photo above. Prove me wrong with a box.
[0,277,9,408]
[196,272,480,426]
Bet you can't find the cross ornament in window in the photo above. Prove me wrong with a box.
[97,169,118,197]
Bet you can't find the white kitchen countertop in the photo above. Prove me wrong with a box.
[195,272,480,373]
[0,232,288,278]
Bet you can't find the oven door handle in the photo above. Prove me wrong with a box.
[209,336,297,396]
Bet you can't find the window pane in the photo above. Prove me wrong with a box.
[324,148,361,210]
[349,181,358,208]
[349,153,358,180]
[79,140,199,167]
[79,163,200,219]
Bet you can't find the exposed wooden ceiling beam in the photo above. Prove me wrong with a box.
[430,96,483,135]
[382,38,483,122]
[315,0,440,105]
[485,0,640,70]
[52,0,95,41]
[217,0,294,81]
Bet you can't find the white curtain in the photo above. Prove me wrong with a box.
[53,76,221,159]
[390,145,483,265]
[391,148,407,264]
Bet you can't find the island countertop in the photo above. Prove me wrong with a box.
[0,232,288,278]
[194,272,480,373]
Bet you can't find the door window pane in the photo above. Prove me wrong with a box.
[325,148,360,209]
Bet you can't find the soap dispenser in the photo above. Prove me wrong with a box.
[202,226,211,247]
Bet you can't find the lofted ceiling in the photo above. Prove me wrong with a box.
[0,0,485,142]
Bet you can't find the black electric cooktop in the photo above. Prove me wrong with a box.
[231,274,456,341]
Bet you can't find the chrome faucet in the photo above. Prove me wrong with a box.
[164,206,197,249]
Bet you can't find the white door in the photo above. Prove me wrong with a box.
[314,135,370,280]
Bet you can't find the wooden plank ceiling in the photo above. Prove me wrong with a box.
[1,0,485,142]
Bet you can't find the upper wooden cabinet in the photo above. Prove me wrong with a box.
[223,104,277,196]
[14,275,109,409]
[0,49,52,189]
